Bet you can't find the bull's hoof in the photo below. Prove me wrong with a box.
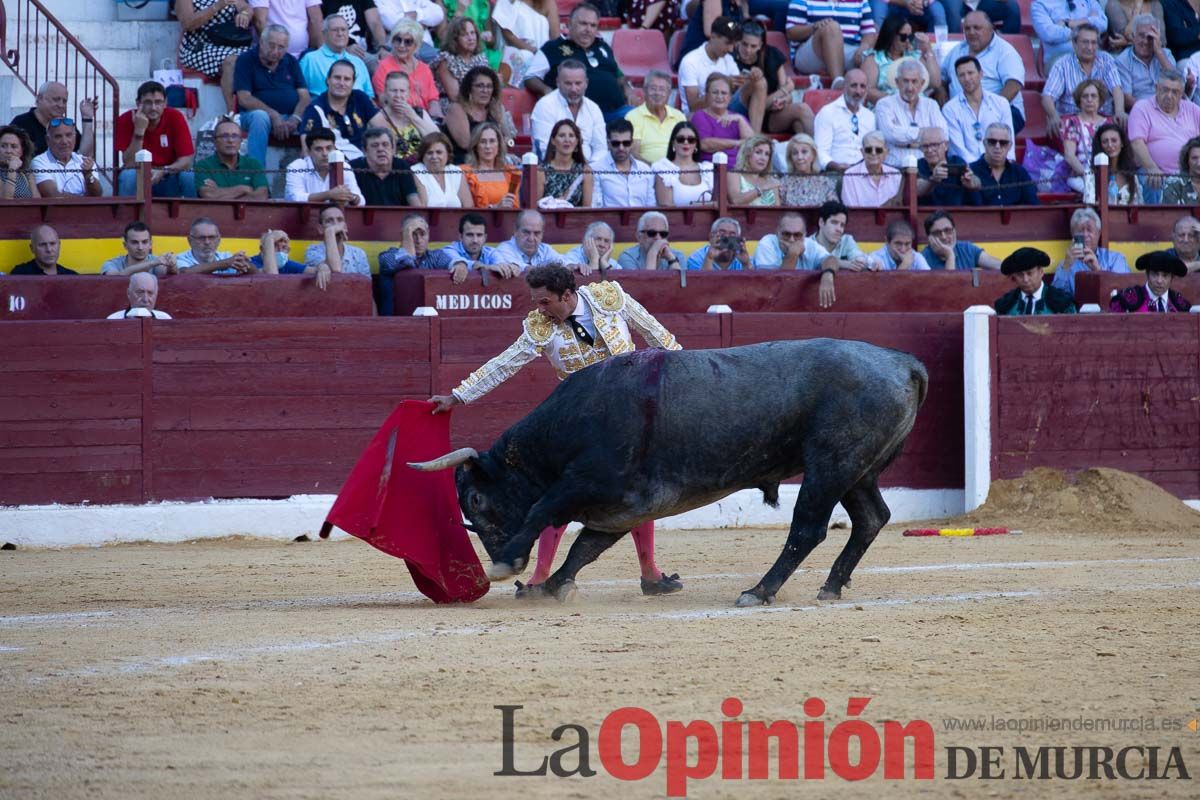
[486,558,525,582]
[513,580,550,600]
[553,580,578,603]
[640,572,683,596]
[817,587,842,601]
[735,590,774,607]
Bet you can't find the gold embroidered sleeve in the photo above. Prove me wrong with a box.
[621,292,682,351]
[588,280,625,312]
[451,331,544,404]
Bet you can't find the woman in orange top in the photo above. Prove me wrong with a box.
[462,121,520,209]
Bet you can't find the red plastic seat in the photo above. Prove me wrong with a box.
[1019,89,1049,141]
[501,87,537,133]
[803,89,841,116]
[1002,33,1043,86]
[668,28,686,69]
[611,28,671,83]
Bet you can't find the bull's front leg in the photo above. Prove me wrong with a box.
[540,528,627,602]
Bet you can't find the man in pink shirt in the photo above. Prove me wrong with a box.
[1128,69,1200,194]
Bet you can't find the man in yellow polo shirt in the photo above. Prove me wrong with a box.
[626,69,685,164]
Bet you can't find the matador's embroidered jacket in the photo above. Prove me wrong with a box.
[451,281,681,404]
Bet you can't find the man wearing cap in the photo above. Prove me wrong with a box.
[425,263,684,599]
[1109,251,1192,312]
[994,247,1077,315]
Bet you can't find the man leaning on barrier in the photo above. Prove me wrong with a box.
[101,221,178,277]
[616,211,684,271]
[11,225,77,275]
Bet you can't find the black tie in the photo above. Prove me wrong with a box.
[567,315,594,346]
[1024,295,1035,315]
[1157,297,1166,313]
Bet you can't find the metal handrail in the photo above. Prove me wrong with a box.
[0,0,120,183]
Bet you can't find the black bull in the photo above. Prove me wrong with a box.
[411,339,929,606]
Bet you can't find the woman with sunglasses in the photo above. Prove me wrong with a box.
[433,17,491,118]
[368,70,439,164]
[443,66,517,162]
[535,119,593,207]
[463,121,521,208]
[372,20,440,115]
[861,16,941,106]
[728,135,782,206]
[780,132,839,206]
[412,131,475,207]
[0,125,40,199]
[693,74,754,164]
[1061,79,1112,194]
[840,131,902,207]
[1091,122,1142,204]
[653,121,715,206]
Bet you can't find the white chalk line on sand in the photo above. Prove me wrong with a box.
[2,555,1199,632]
[10,578,1200,683]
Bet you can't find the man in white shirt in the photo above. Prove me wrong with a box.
[494,209,559,269]
[942,55,1013,164]
[284,126,365,204]
[812,68,875,171]
[32,119,102,197]
[107,272,172,320]
[677,16,741,115]
[752,213,828,270]
[591,119,655,208]
[530,59,607,160]
[875,58,947,168]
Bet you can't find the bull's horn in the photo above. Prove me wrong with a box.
[407,447,478,471]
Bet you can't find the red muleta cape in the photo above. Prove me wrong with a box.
[321,400,489,603]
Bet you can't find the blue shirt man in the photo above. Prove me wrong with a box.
[233,26,311,164]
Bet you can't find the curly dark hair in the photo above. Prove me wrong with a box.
[1179,135,1200,175]
[526,263,576,295]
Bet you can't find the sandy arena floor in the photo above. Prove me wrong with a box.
[2,524,1199,799]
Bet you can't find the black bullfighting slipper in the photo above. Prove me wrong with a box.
[640,572,683,596]
[514,580,550,600]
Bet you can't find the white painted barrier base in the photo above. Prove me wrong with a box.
[0,487,965,549]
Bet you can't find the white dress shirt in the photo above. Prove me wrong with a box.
[530,90,607,161]
[283,156,366,205]
[874,94,947,168]
[943,90,1014,164]
[591,152,656,207]
[813,96,876,170]
[32,150,90,196]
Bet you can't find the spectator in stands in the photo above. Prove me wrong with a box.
[973,0,1021,34]
[623,0,679,41]
[626,71,686,165]
[994,247,1077,315]
[321,0,391,71]
[301,14,374,97]
[875,59,947,169]
[493,0,555,87]
[862,16,942,107]
[563,221,616,274]
[115,81,196,199]
[813,69,874,171]
[524,4,633,123]
[1163,136,1200,203]
[368,71,440,164]
[373,0,446,58]
[442,67,516,163]
[177,0,255,113]
[694,74,755,164]
[752,212,827,269]
[1128,70,1200,194]
[1115,15,1176,104]
[1166,213,1200,271]
[234,24,311,164]
[432,17,489,119]
[372,20,440,112]
[1032,0,1108,67]
[536,119,593,207]
[462,122,520,208]
[411,131,474,206]
[299,59,378,158]
[679,18,759,122]
[735,21,811,134]
[254,229,308,272]
[379,213,453,273]
[530,59,607,160]
[251,0,323,57]
[441,212,521,283]
[943,55,1012,165]
[0,126,40,199]
[941,12,1027,133]
[102,222,178,277]
[1052,207,1131,295]
[1162,0,1200,61]
[1106,1,1165,52]
[10,81,96,158]
[869,0,959,34]
[11,226,75,275]
[654,121,715,206]
[495,209,558,268]
[922,210,1002,270]
[285,126,367,203]
[32,119,102,198]
[841,132,903,207]
[810,199,868,268]
[305,204,372,288]
[869,219,930,271]
[1041,24,1125,133]
[780,133,839,205]
[785,0,877,80]
[1110,250,1192,311]
[687,217,750,271]
[1093,121,1144,203]
[968,122,1039,204]
[728,135,782,206]
[107,273,172,319]
[592,119,655,208]
[617,211,685,270]
[351,127,420,205]
[176,218,254,275]
[1060,79,1112,193]
[916,126,975,206]
[195,117,271,200]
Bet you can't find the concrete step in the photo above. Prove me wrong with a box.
[61,22,142,50]
[87,49,152,80]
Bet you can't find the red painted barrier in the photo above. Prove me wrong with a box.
[1074,271,1200,309]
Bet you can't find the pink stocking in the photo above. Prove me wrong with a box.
[630,520,660,581]
[527,524,567,584]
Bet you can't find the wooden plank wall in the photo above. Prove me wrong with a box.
[994,315,1200,498]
